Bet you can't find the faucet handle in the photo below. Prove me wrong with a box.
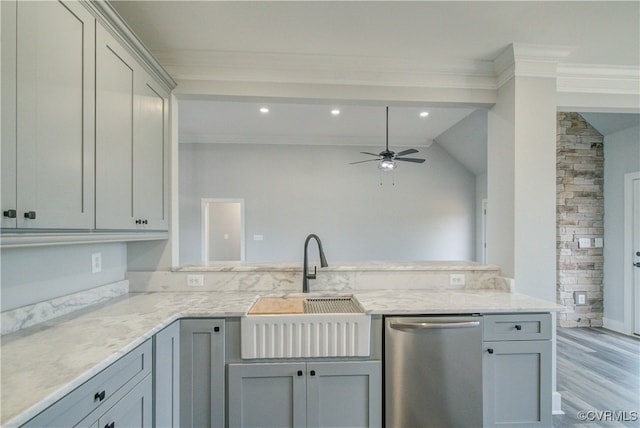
[306,265,317,280]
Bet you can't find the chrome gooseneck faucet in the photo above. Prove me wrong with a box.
[303,234,328,293]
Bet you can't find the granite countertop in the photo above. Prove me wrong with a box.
[1,289,562,427]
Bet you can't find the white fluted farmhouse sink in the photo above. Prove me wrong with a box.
[241,296,371,359]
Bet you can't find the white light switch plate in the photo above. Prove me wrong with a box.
[578,238,591,248]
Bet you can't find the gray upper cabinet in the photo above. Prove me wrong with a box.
[1,0,174,237]
[95,26,169,231]
[2,0,95,229]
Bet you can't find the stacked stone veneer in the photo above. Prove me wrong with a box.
[556,112,604,327]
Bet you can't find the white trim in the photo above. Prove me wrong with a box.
[201,198,246,263]
[624,172,640,335]
[552,392,564,415]
[170,94,180,267]
[602,317,629,335]
[481,199,488,264]
[179,132,435,147]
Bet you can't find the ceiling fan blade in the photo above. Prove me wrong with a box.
[350,159,381,165]
[359,152,381,157]
[395,148,419,157]
[395,157,426,163]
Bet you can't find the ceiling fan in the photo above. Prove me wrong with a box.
[350,106,426,171]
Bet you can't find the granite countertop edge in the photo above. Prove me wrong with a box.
[1,289,562,427]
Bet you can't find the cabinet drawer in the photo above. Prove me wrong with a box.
[483,314,551,341]
[23,340,152,427]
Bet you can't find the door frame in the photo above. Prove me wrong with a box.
[200,198,245,263]
[623,172,640,335]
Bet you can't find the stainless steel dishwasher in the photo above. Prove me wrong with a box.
[385,315,483,428]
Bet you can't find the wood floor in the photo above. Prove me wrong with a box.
[553,327,640,428]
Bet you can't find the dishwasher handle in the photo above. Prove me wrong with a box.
[390,320,480,330]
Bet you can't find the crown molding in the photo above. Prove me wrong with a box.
[493,43,574,87]
[557,64,640,95]
[155,49,497,90]
[152,45,638,98]
[179,132,434,147]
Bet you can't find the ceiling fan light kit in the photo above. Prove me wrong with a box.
[350,106,426,171]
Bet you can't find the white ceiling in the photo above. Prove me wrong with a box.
[112,1,639,67]
[111,1,639,174]
[179,100,476,147]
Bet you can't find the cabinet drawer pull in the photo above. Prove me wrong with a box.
[515,324,522,331]
[297,370,303,376]
[310,370,316,376]
[94,390,106,402]
[3,209,16,218]
[105,422,115,428]
[487,348,494,354]
[24,211,36,220]
[213,326,220,332]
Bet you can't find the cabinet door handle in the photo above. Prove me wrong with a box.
[24,211,36,220]
[213,326,220,332]
[515,324,522,331]
[297,370,303,377]
[310,370,316,376]
[105,422,115,428]
[94,390,106,402]
[3,209,16,218]
[487,348,494,354]
[143,219,148,225]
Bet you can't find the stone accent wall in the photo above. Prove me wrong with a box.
[556,112,604,327]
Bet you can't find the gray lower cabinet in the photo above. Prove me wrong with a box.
[228,360,382,428]
[483,314,552,428]
[154,321,180,427]
[22,340,152,427]
[180,319,226,428]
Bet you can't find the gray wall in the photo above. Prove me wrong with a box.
[179,142,476,264]
[603,125,640,325]
[1,243,127,311]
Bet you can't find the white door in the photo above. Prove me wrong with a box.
[632,175,640,335]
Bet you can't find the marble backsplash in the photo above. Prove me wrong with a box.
[127,262,505,293]
[1,280,129,335]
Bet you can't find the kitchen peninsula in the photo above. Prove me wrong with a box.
[1,261,563,427]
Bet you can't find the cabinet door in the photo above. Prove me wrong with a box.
[96,374,153,428]
[95,24,136,230]
[306,361,382,428]
[155,321,180,427]
[15,0,95,229]
[133,72,169,230]
[483,340,552,427]
[180,319,225,428]
[1,0,17,228]
[228,362,307,428]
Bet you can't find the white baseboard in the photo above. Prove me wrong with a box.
[552,391,564,415]
[603,317,631,335]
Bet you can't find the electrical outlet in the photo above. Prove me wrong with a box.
[449,274,465,286]
[187,274,204,287]
[578,238,591,248]
[575,291,587,306]
[253,235,264,241]
[91,253,102,274]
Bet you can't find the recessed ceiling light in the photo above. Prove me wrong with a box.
[420,111,429,117]
[259,107,269,114]
[331,109,340,116]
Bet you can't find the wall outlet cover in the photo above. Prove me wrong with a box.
[449,274,465,286]
[574,291,587,306]
[91,253,102,274]
[187,274,204,287]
